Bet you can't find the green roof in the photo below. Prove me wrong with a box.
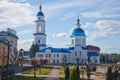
[0,40,7,46]
[7,32,19,39]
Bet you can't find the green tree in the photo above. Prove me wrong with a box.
[76,66,80,80]
[69,68,77,80]
[29,43,39,58]
[64,66,70,80]
[106,66,113,80]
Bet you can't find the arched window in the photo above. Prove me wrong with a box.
[38,40,40,43]
[79,51,81,56]
[75,51,77,56]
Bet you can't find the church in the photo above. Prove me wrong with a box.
[35,5,100,64]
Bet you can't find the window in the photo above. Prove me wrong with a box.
[40,54,43,57]
[53,60,55,64]
[79,51,81,56]
[75,51,77,56]
[38,40,40,43]
[46,54,48,58]
[57,60,59,63]
[57,54,59,57]
[37,54,43,57]
[49,54,51,58]
[54,54,55,57]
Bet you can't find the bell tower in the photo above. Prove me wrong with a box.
[33,4,46,50]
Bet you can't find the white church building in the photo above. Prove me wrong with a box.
[34,5,100,64]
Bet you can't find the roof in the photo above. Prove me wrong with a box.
[33,32,46,36]
[37,11,44,16]
[88,52,99,56]
[0,31,18,39]
[0,40,7,45]
[87,45,100,51]
[37,47,71,53]
[71,28,85,36]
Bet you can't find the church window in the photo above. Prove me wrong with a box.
[79,51,81,56]
[53,60,55,64]
[49,54,51,58]
[75,51,77,56]
[57,54,59,57]
[57,60,59,63]
[38,40,40,43]
[46,54,47,58]
[40,54,43,57]
[54,54,55,57]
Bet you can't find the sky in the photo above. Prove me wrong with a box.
[0,0,120,53]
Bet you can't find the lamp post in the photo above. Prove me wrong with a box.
[6,41,11,75]
[39,54,41,74]
[87,55,91,80]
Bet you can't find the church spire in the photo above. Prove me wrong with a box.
[39,4,42,11]
[76,18,81,28]
[39,1,42,11]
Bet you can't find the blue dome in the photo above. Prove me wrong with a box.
[37,11,44,16]
[72,28,85,36]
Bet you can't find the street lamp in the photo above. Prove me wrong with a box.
[39,54,41,74]
[86,55,91,80]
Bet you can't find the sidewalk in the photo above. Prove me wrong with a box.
[45,66,59,80]
[15,66,59,80]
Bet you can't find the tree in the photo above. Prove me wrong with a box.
[106,66,113,80]
[76,66,80,80]
[29,43,39,58]
[69,68,77,80]
[29,42,39,78]
[64,66,70,80]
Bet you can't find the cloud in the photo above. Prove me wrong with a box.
[59,12,76,20]
[0,0,35,29]
[18,29,33,35]
[87,20,120,40]
[18,39,33,50]
[80,12,102,18]
[44,0,100,18]
[52,32,67,38]
[80,12,120,18]
[18,39,33,45]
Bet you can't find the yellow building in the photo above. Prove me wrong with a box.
[0,40,8,67]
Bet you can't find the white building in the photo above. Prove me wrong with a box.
[35,5,100,64]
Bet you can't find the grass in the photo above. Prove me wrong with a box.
[59,77,88,80]
[59,66,85,76]
[4,75,44,80]
[22,66,53,75]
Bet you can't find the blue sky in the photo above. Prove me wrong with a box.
[0,0,120,53]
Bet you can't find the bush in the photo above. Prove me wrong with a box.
[106,66,113,80]
[64,66,70,80]
[76,66,80,80]
[69,68,77,80]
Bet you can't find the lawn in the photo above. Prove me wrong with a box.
[59,77,88,80]
[4,76,44,80]
[59,66,83,76]
[22,66,53,75]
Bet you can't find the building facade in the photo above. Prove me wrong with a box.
[0,40,8,66]
[35,5,100,64]
[0,28,18,65]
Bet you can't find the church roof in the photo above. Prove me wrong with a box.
[71,28,85,36]
[37,46,88,53]
[37,47,71,53]
[88,52,99,56]
[87,45,100,51]
[37,11,44,16]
